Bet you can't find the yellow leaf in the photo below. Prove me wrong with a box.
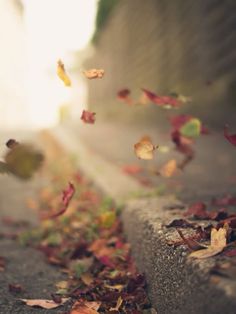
[189,225,227,259]
[57,60,71,86]
[134,136,158,160]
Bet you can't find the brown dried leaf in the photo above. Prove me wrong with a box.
[83,69,105,79]
[189,225,228,259]
[20,298,69,309]
[134,136,158,160]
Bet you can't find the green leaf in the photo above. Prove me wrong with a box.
[180,118,201,138]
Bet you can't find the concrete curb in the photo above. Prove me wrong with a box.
[48,126,236,314]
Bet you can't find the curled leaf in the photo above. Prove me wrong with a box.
[44,182,75,219]
[134,136,158,160]
[142,88,181,108]
[81,110,96,124]
[83,69,105,79]
[189,225,228,259]
[57,59,71,86]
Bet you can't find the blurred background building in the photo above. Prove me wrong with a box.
[85,0,236,128]
[0,0,235,130]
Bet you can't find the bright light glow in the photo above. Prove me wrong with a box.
[23,0,98,128]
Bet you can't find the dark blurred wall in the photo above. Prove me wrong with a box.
[84,0,236,128]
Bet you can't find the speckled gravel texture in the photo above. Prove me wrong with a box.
[122,197,236,314]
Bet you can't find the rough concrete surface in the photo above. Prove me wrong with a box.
[122,197,236,314]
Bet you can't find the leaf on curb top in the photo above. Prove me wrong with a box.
[20,298,69,309]
[81,110,96,124]
[189,225,228,259]
[83,69,105,79]
[57,59,71,86]
[134,136,158,160]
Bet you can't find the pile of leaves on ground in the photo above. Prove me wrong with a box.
[165,197,236,279]
[17,131,154,313]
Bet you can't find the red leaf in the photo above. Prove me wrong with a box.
[117,89,130,99]
[122,164,142,175]
[44,182,75,219]
[224,125,236,146]
[117,89,133,105]
[62,182,75,207]
[184,202,209,219]
[81,110,96,124]
[142,88,180,108]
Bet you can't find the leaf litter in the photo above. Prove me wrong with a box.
[16,131,152,313]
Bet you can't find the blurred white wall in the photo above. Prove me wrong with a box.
[0,0,27,130]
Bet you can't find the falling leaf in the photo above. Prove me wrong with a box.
[62,182,75,206]
[189,225,228,259]
[117,88,133,105]
[81,110,96,124]
[20,298,69,309]
[159,159,177,177]
[224,125,236,147]
[134,136,158,160]
[180,118,201,138]
[57,60,71,86]
[44,182,75,219]
[122,164,142,175]
[6,139,19,149]
[83,69,105,79]
[4,144,44,180]
[141,88,181,108]
[70,301,101,314]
